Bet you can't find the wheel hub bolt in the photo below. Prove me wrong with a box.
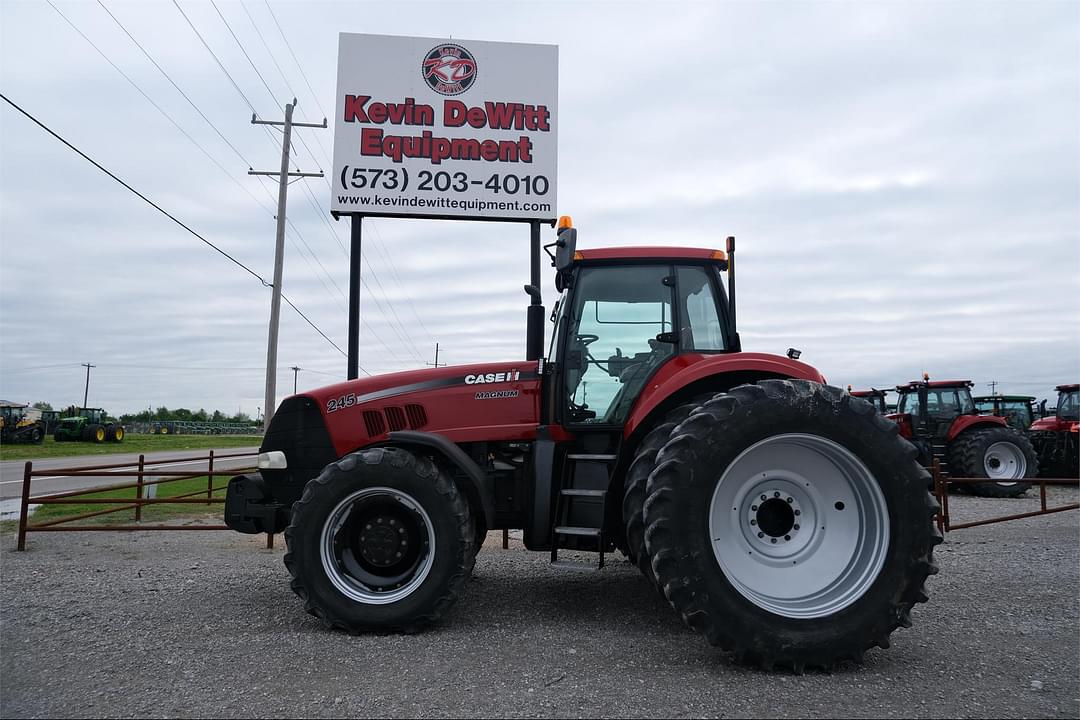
[757,532,764,538]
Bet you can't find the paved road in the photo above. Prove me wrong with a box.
[0,447,259,501]
[0,488,1076,718]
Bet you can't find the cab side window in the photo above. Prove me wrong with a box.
[676,266,726,351]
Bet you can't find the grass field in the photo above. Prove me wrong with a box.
[0,434,261,462]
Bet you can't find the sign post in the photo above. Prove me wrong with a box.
[331,33,558,376]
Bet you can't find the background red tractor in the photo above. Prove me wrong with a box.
[847,387,889,415]
[225,219,940,671]
[1029,384,1079,478]
[889,378,1037,497]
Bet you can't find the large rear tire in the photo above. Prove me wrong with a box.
[623,395,710,587]
[285,447,475,633]
[947,427,1035,498]
[643,380,941,671]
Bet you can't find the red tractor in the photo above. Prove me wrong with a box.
[1029,384,1079,478]
[847,387,889,415]
[226,219,940,671]
[889,378,1037,497]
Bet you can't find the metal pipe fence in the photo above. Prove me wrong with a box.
[930,459,1079,533]
[14,450,273,550]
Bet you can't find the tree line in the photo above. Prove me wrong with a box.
[31,402,256,425]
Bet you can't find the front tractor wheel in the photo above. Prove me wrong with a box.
[947,427,1036,498]
[285,447,475,633]
[643,380,941,671]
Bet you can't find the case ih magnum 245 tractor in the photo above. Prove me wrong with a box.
[890,378,1036,497]
[1030,384,1079,478]
[226,219,940,670]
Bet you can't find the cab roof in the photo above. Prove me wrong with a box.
[1056,384,1079,393]
[896,380,974,392]
[576,247,726,262]
[973,395,1035,402]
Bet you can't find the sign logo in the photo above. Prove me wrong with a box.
[422,43,477,95]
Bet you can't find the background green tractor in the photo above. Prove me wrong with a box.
[53,408,125,443]
[973,394,1037,433]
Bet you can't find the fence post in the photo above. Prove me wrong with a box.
[207,450,215,505]
[266,533,274,549]
[933,458,950,533]
[135,454,145,523]
[16,461,32,551]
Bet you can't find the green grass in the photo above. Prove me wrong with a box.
[0,434,261,462]
[22,475,228,527]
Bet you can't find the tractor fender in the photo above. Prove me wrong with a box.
[386,430,494,530]
[623,352,827,440]
[947,414,1008,442]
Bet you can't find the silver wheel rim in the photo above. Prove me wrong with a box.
[707,433,890,619]
[320,486,436,605]
[983,441,1026,483]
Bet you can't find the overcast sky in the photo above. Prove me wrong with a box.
[1,0,1077,418]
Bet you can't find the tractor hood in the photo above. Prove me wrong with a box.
[1031,416,1079,433]
[297,360,542,457]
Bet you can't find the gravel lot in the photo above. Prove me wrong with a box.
[2,487,1077,719]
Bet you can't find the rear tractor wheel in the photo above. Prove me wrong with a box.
[623,394,712,589]
[285,447,476,633]
[643,380,941,671]
[946,427,1036,498]
[91,425,106,443]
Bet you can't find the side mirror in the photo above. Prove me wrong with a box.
[554,227,577,271]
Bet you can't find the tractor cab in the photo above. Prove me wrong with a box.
[847,387,889,415]
[891,378,980,441]
[973,395,1037,433]
[550,242,737,427]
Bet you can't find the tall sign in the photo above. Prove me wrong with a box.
[332,33,558,222]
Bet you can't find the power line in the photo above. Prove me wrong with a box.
[210,0,280,108]
[96,0,269,199]
[239,0,299,102]
[45,0,276,218]
[263,0,334,163]
[1,93,349,364]
[172,0,260,118]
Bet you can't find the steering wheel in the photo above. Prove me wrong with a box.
[574,334,609,371]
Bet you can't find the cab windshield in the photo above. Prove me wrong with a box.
[1060,390,1079,421]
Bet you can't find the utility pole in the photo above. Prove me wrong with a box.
[81,363,95,409]
[427,342,446,368]
[988,380,998,395]
[291,366,301,394]
[249,99,326,431]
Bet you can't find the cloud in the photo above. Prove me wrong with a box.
[1,0,1077,417]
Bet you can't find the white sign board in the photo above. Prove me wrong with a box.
[331,33,558,222]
